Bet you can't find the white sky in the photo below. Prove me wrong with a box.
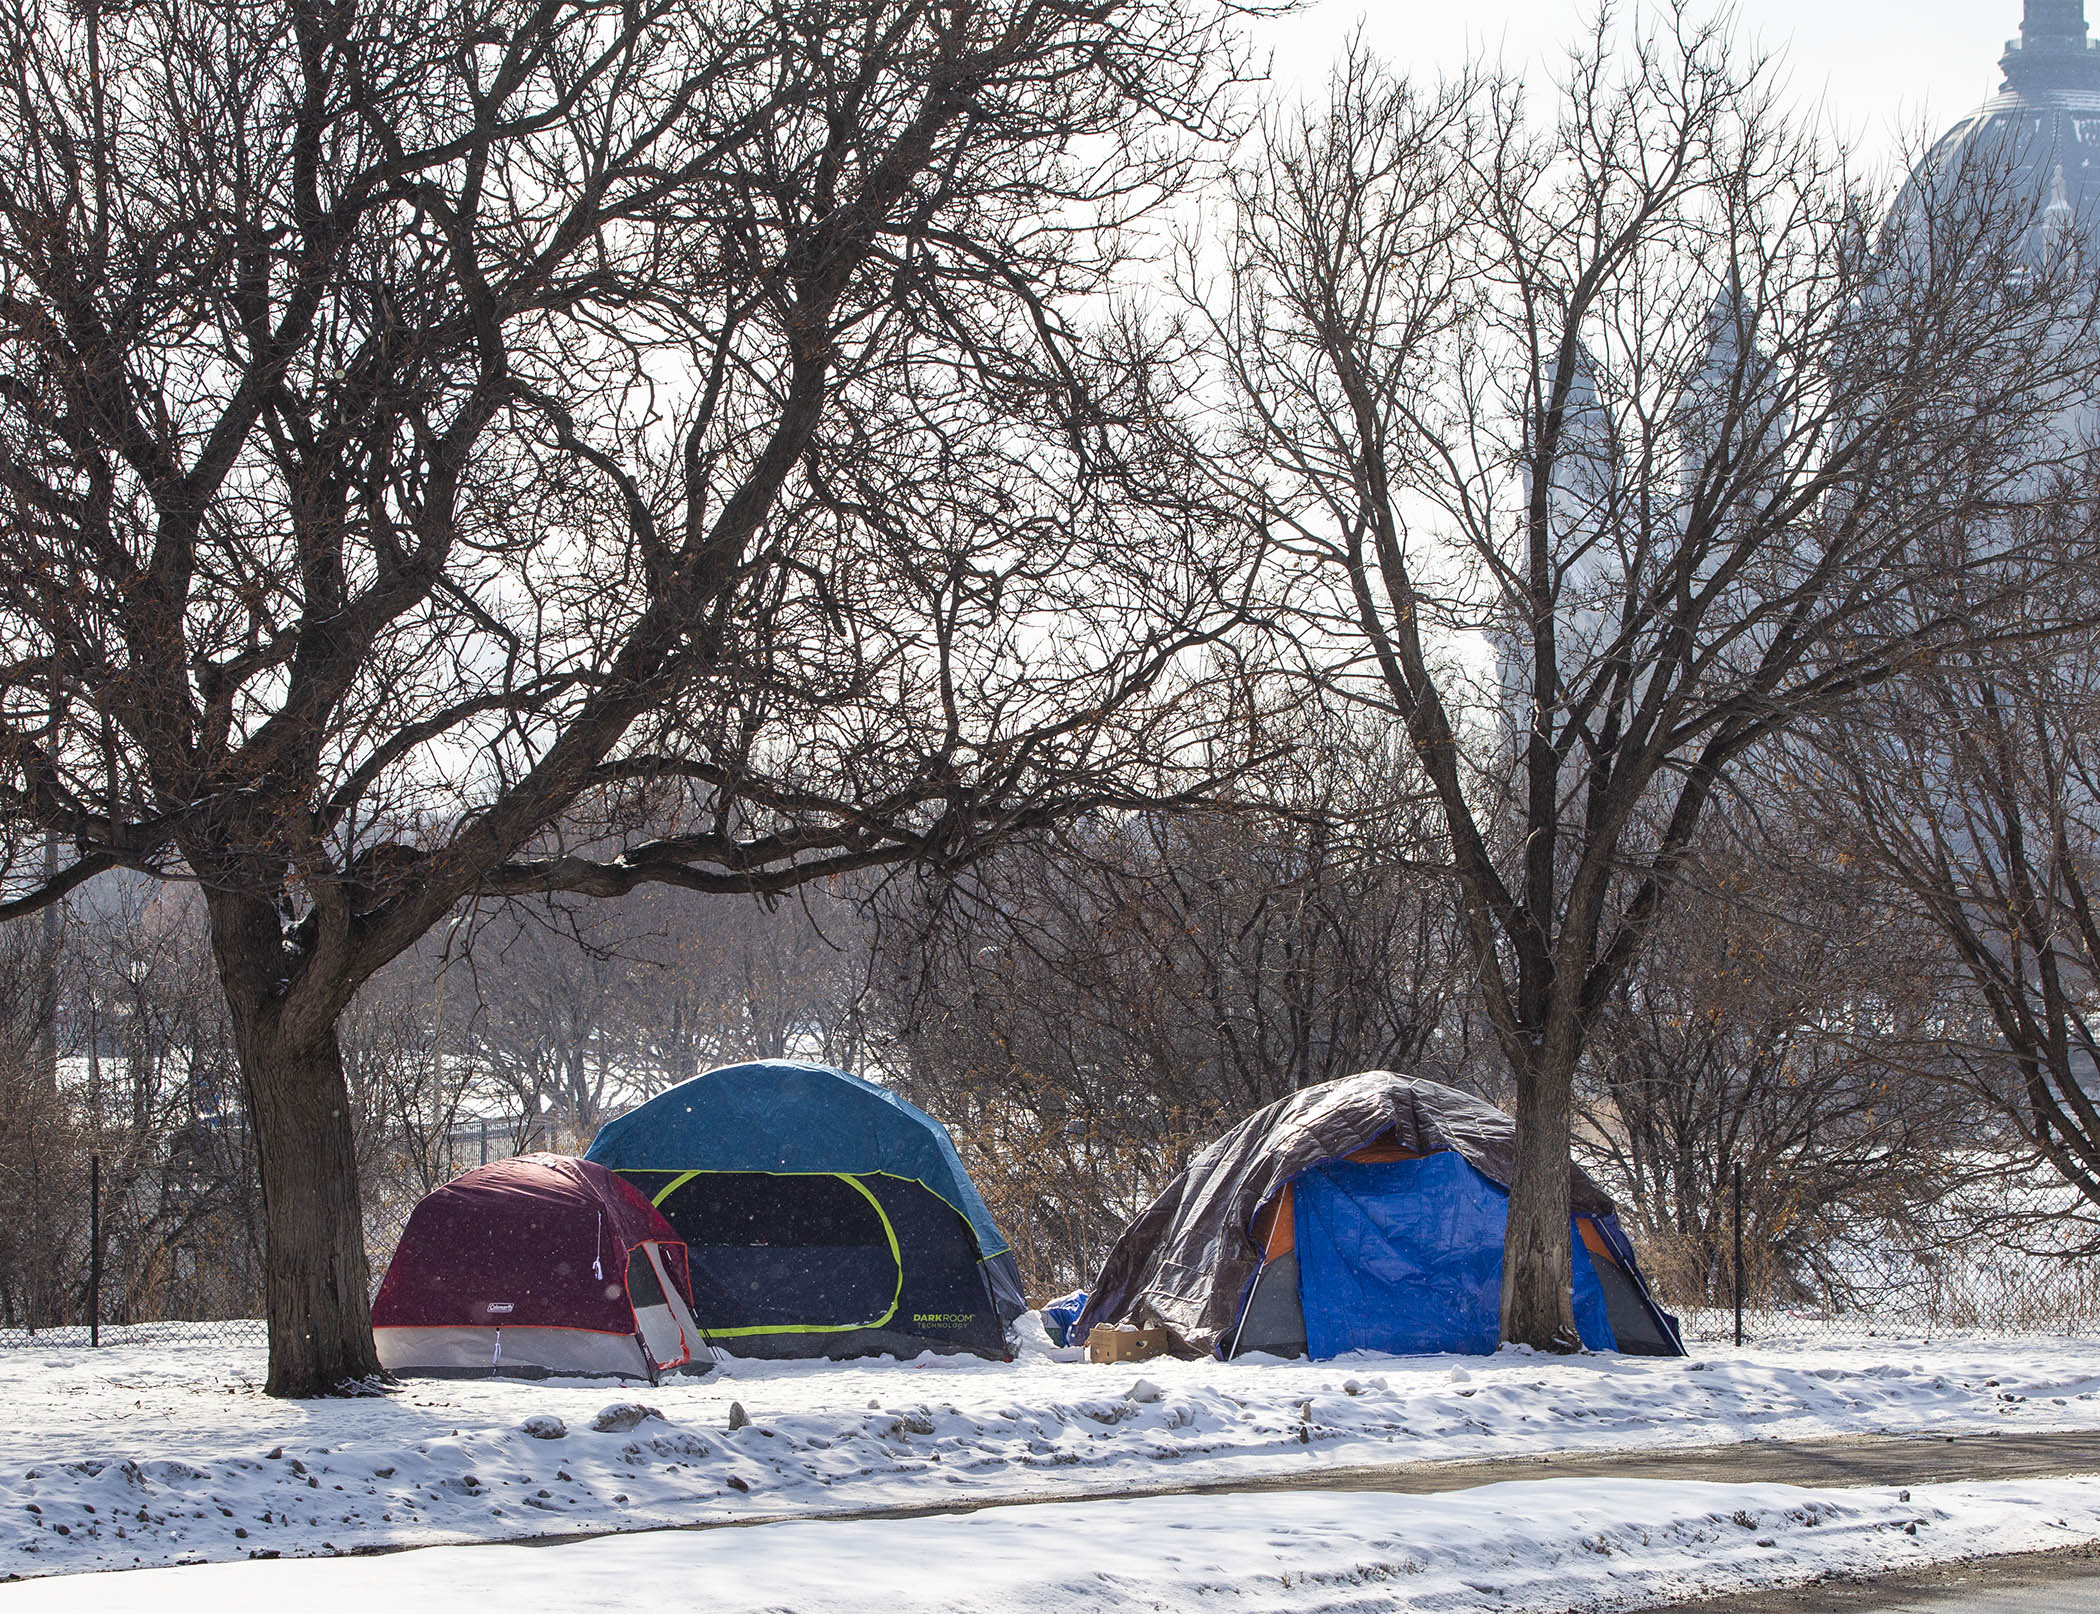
[1251,1,2027,168]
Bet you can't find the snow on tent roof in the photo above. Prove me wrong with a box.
[583,1060,1011,1259]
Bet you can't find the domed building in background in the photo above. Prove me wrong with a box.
[1914,1,2100,258]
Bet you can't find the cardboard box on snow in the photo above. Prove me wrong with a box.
[1087,1323,1174,1364]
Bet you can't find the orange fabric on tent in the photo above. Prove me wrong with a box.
[1577,1215,1623,1270]
[1255,1182,1295,1258]
[1347,1140,1424,1165]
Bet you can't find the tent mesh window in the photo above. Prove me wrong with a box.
[636,1171,900,1333]
[624,1246,669,1311]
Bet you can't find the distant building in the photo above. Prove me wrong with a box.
[1909,1,2100,261]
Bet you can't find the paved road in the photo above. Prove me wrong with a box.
[492,1428,2100,1545]
[1635,1543,2100,1612]
[771,1430,2100,1614]
[1223,1429,2100,1501]
[1271,1433,2100,1614]
[81,1426,2100,1610]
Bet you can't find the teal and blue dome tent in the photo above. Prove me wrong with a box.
[584,1061,1025,1360]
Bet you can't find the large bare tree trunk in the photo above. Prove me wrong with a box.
[207,888,380,1395]
[242,1029,379,1395]
[1501,1056,1580,1350]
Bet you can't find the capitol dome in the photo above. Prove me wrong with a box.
[1908,1,2100,259]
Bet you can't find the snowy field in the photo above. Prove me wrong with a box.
[8,1320,2100,1585]
[9,1473,2100,1613]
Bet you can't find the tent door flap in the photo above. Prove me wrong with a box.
[628,1244,696,1369]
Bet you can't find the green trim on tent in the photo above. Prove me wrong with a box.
[648,1170,702,1209]
[649,1169,906,1338]
[583,1060,1013,1260]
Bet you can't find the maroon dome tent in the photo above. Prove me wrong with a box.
[373,1153,706,1380]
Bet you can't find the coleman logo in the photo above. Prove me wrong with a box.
[487,1302,515,1314]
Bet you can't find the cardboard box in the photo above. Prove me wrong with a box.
[1086,1323,1175,1364]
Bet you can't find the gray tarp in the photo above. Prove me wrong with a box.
[1071,1070,1621,1359]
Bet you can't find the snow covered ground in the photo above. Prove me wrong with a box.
[7,1321,2100,1584]
[8,1474,2100,1612]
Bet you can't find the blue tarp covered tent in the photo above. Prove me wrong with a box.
[1072,1071,1684,1361]
[1291,1152,1614,1357]
[585,1061,1025,1360]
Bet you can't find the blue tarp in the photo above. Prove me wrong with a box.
[584,1060,1011,1259]
[1292,1151,1615,1358]
[1039,1290,1088,1347]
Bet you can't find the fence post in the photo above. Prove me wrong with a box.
[1732,1161,1744,1349]
[89,1152,101,1349]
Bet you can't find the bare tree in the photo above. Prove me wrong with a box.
[1577,808,1982,1313]
[0,0,1257,1391]
[1799,597,2100,1229]
[437,882,871,1143]
[873,731,1464,1292]
[0,918,85,1327]
[339,942,477,1208]
[1,886,265,1331]
[1204,13,2100,1347]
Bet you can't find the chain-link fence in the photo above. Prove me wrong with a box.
[0,1317,266,1349]
[1663,1255,2100,1350]
[1643,1165,2100,1348]
[11,1121,2100,1357]
[0,1142,266,1349]
[0,1120,273,1350]
[0,1113,546,1353]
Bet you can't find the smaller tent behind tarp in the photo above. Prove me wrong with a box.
[1073,1071,1684,1361]
[372,1153,707,1380]
[585,1060,1026,1360]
